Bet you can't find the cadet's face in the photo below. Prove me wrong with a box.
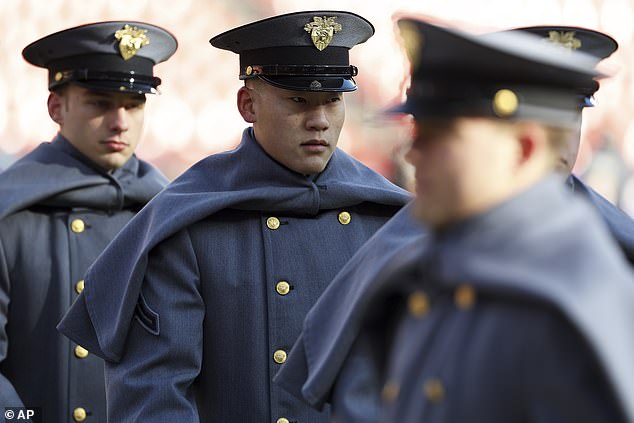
[406,117,520,229]
[50,85,146,171]
[242,81,345,175]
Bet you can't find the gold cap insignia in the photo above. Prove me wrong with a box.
[545,31,581,50]
[304,16,342,51]
[114,24,150,60]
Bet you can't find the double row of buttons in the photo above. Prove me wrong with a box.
[266,211,352,231]
[382,284,478,408]
[267,214,351,423]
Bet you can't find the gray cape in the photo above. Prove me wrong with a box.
[0,135,167,219]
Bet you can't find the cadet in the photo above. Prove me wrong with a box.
[0,22,176,422]
[58,11,410,422]
[275,25,634,422]
[276,18,634,422]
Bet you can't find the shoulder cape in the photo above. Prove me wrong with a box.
[0,135,167,219]
[58,128,411,362]
[569,174,634,262]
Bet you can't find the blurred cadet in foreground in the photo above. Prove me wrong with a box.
[275,18,634,423]
[58,10,410,422]
[0,21,175,422]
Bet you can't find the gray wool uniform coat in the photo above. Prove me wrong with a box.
[274,173,634,415]
[0,135,167,423]
[58,128,411,423]
[276,176,634,423]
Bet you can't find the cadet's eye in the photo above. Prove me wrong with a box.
[290,97,307,103]
[125,102,145,110]
[89,100,110,109]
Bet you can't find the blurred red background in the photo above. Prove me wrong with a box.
[1,0,633,212]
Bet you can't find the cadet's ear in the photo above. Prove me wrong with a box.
[47,91,64,125]
[237,86,256,123]
[516,122,546,165]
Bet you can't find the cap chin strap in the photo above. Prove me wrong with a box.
[49,69,160,90]
[240,64,357,80]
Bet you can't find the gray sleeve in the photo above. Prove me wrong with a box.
[104,228,204,422]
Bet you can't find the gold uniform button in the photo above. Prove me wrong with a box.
[273,349,287,364]
[408,291,430,318]
[338,211,351,225]
[276,281,291,296]
[276,419,290,423]
[455,284,476,310]
[74,345,89,359]
[75,280,85,294]
[73,407,87,422]
[54,71,63,81]
[70,219,85,233]
[266,217,280,230]
[423,378,445,402]
[382,381,400,403]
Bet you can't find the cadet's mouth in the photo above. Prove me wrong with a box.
[301,139,329,152]
[101,140,129,152]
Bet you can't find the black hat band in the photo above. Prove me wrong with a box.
[239,46,349,68]
[241,64,357,79]
[49,54,154,75]
[399,81,582,126]
[49,69,161,90]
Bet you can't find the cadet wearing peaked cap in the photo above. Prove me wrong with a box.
[505,25,617,107]
[507,26,634,263]
[390,19,603,123]
[513,25,617,64]
[0,21,173,422]
[23,20,177,94]
[275,17,634,423]
[57,10,410,423]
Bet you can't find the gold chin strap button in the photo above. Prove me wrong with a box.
[492,88,518,117]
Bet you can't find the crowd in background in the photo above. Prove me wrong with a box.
[2,0,634,211]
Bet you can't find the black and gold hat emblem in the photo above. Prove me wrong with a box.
[304,16,342,51]
[114,24,150,60]
[546,31,581,50]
